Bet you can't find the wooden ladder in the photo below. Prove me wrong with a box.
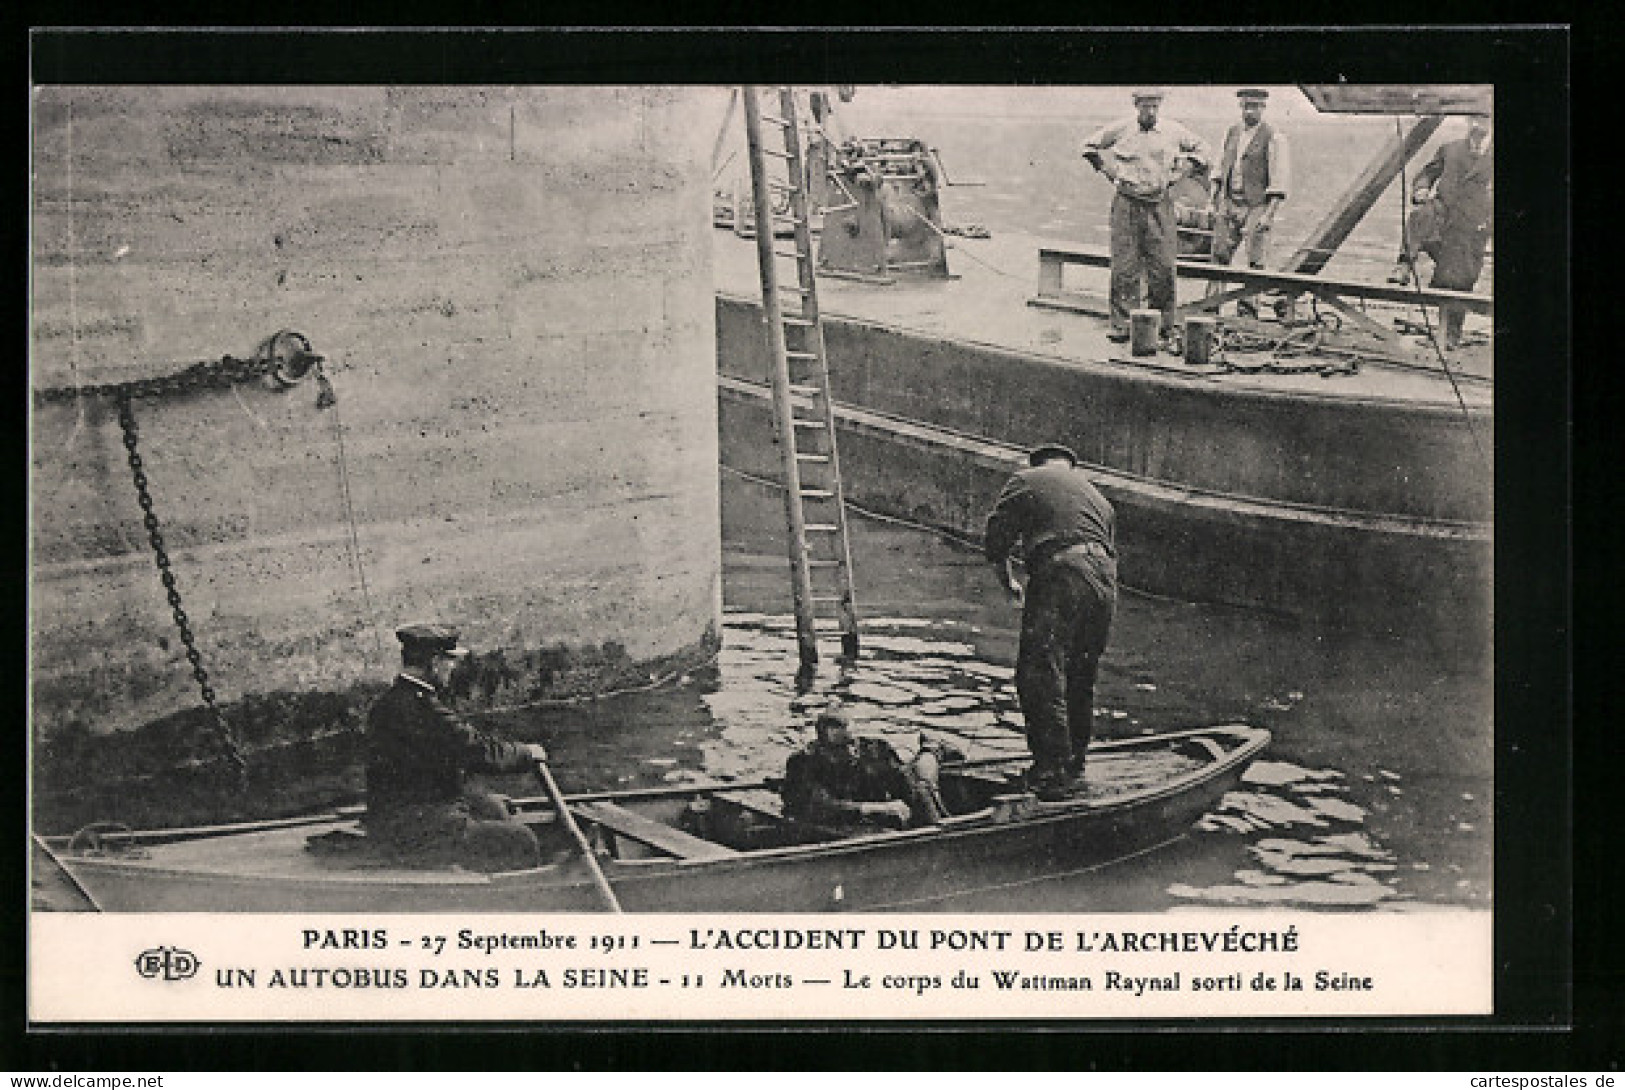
[740,85,861,668]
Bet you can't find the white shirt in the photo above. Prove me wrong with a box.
[1082,116,1211,201]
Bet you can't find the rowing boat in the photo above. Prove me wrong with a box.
[40,725,1268,913]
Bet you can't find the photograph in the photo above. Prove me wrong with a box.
[25,30,1550,1033]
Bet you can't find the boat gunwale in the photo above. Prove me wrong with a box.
[46,725,1269,890]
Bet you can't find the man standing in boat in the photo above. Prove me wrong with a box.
[1387,106,1494,350]
[1082,89,1211,345]
[781,707,948,830]
[1206,88,1291,317]
[984,444,1118,801]
[364,624,548,871]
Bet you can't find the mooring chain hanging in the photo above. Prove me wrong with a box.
[33,329,326,407]
[52,331,328,789]
[114,392,249,785]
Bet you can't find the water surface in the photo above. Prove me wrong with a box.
[517,471,1492,912]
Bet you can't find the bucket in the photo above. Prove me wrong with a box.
[1130,309,1161,355]
[1184,316,1218,366]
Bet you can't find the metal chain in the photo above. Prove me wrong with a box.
[35,352,283,406]
[115,393,249,785]
[1207,322,1362,378]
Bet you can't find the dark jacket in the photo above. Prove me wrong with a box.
[985,462,1116,571]
[1416,137,1493,236]
[1218,120,1277,205]
[782,736,912,824]
[365,674,532,817]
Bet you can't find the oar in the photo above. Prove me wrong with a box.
[533,757,622,914]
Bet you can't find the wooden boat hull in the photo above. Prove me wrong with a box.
[43,725,1268,913]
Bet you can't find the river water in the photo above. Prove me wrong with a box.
[513,470,1492,914]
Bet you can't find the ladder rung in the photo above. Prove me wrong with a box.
[807,559,841,568]
[795,453,830,463]
[767,181,801,194]
[801,489,835,499]
[792,418,823,428]
[805,524,839,532]
[760,148,795,161]
[787,383,821,396]
[773,248,807,259]
[785,350,819,360]
[760,113,793,128]
[781,316,814,327]
[810,595,845,604]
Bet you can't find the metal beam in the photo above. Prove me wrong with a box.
[1033,246,1491,313]
[1284,115,1444,276]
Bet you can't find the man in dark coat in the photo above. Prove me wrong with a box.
[984,444,1118,801]
[365,623,546,871]
[1389,109,1494,348]
[781,708,948,830]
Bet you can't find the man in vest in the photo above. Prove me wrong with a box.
[984,444,1118,801]
[1083,89,1211,345]
[364,624,548,871]
[1207,88,1291,318]
[1387,108,1494,349]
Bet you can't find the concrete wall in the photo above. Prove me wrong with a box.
[717,296,1493,524]
[31,87,722,745]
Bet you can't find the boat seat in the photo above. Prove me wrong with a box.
[712,788,787,822]
[573,800,739,861]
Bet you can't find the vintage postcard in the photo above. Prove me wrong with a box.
[27,29,1551,1028]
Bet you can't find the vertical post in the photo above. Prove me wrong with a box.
[1286,115,1444,276]
[742,86,819,668]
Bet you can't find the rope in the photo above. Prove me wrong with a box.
[719,463,1191,607]
[317,367,388,667]
[1394,119,1490,468]
[897,205,1027,282]
[1168,317,1366,378]
[470,659,716,718]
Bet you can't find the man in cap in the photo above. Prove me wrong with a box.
[1082,89,1211,345]
[984,444,1118,801]
[780,706,950,830]
[1387,107,1494,349]
[364,624,548,871]
[1207,88,1291,316]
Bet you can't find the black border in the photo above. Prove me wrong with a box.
[13,25,1583,1071]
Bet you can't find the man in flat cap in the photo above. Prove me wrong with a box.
[984,445,1118,801]
[1388,107,1494,349]
[1082,89,1211,345]
[1207,88,1291,316]
[364,624,548,871]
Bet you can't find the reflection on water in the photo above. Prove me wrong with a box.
[693,471,1489,911]
[691,615,1414,911]
[1178,761,1400,908]
[524,606,1464,912]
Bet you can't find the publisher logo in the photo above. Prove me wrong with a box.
[134,946,199,981]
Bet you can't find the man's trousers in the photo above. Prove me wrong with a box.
[1015,545,1117,780]
[1109,191,1180,336]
